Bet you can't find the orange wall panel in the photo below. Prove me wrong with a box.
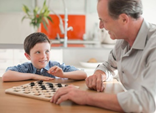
[40,15,85,40]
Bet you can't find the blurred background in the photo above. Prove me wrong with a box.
[0,0,155,46]
[0,0,156,76]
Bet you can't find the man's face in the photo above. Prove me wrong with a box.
[97,0,125,40]
[25,42,51,69]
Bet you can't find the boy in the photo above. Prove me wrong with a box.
[2,32,87,82]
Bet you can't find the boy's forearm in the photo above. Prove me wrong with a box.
[2,70,34,82]
[63,71,87,80]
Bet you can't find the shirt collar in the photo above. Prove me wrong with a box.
[33,66,42,73]
[32,62,50,72]
[131,19,149,50]
[32,66,37,73]
[44,62,51,71]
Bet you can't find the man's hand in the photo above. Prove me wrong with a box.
[50,85,88,105]
[48,66,64,78]
[85,70,106,92]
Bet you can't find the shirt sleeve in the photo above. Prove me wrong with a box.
[117,46,156,112]
[60,63,79,72]
[5,62,33,73]
[95,43,118,81]
[50,61,78,72]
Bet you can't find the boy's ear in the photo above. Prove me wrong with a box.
[24,53,31,60]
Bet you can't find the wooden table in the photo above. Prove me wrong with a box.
[0,78,124,113]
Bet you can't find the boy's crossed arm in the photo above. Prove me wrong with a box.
[2,70,53,82]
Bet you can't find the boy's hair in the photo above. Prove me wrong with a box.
[24,32,50,54]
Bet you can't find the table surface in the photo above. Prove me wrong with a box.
[0,78,124,113]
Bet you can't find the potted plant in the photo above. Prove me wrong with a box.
[22,0,53,31]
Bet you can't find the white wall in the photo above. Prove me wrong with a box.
[0,0,34,13]
[0,13,32,44]
[42,0,86,15]
[142,0,156,24]
[0,0,34,44]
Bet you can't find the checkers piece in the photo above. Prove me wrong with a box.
[30,82,35,86]
[56,83,62,87]
[38,80,43,85]
[40,85,46,90]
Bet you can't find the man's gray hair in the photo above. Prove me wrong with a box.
[98,0,143,19]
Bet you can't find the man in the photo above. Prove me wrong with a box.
[50,0,156,112]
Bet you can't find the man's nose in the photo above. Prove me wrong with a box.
[99,22,104,29]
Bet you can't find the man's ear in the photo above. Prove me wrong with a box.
[24,53,31,60]
[119,13,129,24]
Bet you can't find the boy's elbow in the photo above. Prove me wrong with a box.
[84,73,87,78]
[2,75,7,82]
[2,75,12,82]
[2,72,10,82]
[75,70,87,80]
[82,71,87,79]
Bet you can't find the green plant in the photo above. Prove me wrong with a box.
[22,0,53,31]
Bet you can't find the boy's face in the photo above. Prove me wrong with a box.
[25,42,51,69]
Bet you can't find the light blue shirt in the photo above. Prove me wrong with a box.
[6,61,78,78]
[96,19,156,112]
